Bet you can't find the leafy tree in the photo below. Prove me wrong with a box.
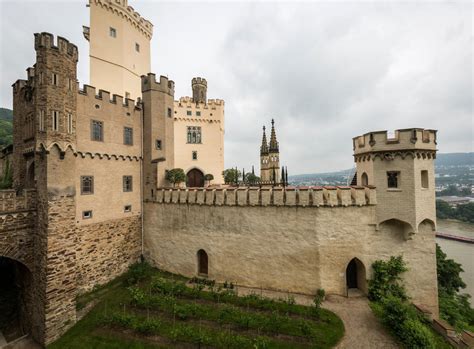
[0,158,13,189]
[165,168,186,187]
[436,244,465,295]
[368,255,408,302]
[456,203,474,223]
[222,168,240,184]
[436,200,454,220]
[244,172,260,185]
[204,173,214,184]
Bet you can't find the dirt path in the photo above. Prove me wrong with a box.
[234,286,399,349]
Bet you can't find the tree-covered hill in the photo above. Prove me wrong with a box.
[0,108,13,147]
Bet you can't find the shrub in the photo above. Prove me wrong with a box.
[125,262,153,286]
[165,168,186,187]
[368,256,407,302]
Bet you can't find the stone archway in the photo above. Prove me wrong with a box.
[197,249,208,276]
[346,258,367,296]
[0,256,33,344]
[187,168,204,188]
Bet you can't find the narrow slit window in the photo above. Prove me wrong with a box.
[135,43,140,52]
[124,127,133,145]
[38,110,45,132]
[155,139,162,150]
[52,73,59,86]
[123,175,133,192]
[52,111,59,131]
[91,120,103,141]
[421,170,429,189]
[110,27,117,38]
[81,176,94,195]
[67,113,73,134]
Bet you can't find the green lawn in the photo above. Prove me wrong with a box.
[49,263,344,348]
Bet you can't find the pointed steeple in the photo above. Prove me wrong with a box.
[260,126,269,155]
[269,119,279,153]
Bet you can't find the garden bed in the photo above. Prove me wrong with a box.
[49,263,344,348]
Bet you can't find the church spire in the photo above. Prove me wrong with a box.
[269,119,279,153]
[260,125,269,155]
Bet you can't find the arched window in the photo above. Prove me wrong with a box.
[197,249,208,276]
[361,172,368,186]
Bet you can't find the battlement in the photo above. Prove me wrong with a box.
[0,189,37,214]
[192,77,207,86]
[34,32,78,62]
[141,73,175,95]
[353,128,437,156]
[78,84,142,110]
[152,186,376,207]
[90,0,153,39]
[175,97,225,108]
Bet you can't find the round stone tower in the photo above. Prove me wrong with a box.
[192,77,207,104]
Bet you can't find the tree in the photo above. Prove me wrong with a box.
[0,158,13,189]
[204,174,214,185]
[165,168,186,187]
[222,168,240,184]
[436,244,466,295]
[244,172,260,185]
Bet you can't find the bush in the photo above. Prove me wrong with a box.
[165,168,186,187]
[125,262,153,286]
[368,256,407,302]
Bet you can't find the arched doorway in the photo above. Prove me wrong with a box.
[197,249,208,276]
[187,168,204,187]
[345,258,367,295]
[0,257,33,343]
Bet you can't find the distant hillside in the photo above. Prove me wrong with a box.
[436,153,473,167]
[0,108,13,147]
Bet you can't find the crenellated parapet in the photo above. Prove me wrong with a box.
[353,128,437,161]
[0,189,37,214]
[141,73,175,96]
[152,186,377,207]
[78,84,142,110]
[89,0,153,39]
[34,32,78,62]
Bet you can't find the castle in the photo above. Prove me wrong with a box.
[0,0,439,347]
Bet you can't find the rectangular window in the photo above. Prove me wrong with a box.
[196,111,201,116]
[155,139,162,150]
[67,113,73,134]
[38,110,45,132]
[82,210,93,219]
[124,205,132,212]
[52,111,59,131]
[187,126,202,144]
[421,170,429,189]
[124,127,133,145]
[192,151,197,160]
[167,108,172,118]
[187,110,192,116]
[52,73,59,86]
[135,43,140,52]
[387,171,400,189]
[123,176,133,192]
[68,78,73,91]
[110,27,117,38]
[81,176,94,195]
[91,120,103,141]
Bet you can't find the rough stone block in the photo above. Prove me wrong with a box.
[237,188,248,206]
[225,189,236,206]
[187,189,197,204]
[196,189,205,205]
[248,188,259,206]
[351,186,366,206]
[337,187,352,206]
[205,189,215,205]
[156,189,164,203]
[298,188,310,207]
[273,188,284,206]
[179,189,188,204]
[171,189,180,203]
[311,187,324,206]
[215,189,224,206]
[261,189,271,206]
[285,188,297,206]
[164,189,172,203]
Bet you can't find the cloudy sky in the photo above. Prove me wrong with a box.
[0,0,472,174]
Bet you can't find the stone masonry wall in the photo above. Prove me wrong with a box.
[76,215,142,293]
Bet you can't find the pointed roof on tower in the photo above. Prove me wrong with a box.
[260,126,269,155]
[269,119,279,153]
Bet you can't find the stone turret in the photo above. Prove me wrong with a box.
[268,119,280,182]
[353,128,437,237]
[192,77,207,104]
[260,126,269,181]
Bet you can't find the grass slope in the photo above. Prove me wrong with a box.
[49,264,344,349]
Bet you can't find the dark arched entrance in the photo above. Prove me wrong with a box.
[0,257,33,343]
[26,162,35,188]
[345,258,367,295]
[197,249,208,276]
[187,168,204,187]
[361,172,368,186]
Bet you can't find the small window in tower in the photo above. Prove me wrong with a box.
[192,151,197,160]
[155,139,162,150]
[82,210,93,219]
[421,170,429,189]
[110,27,117,38]
[196,111,201,117]
[39,72,43,85]
[135,43,140,52]
[52,111,59,131]
[187,110,192,116]
[68,78,73,91]
[167,108,172,118]
[124,127,133,145]
[91,120,103,141]
[38,110,45,132]
[387,171,400,189]
[123,175,133,192]
[52,73,59,86]
[124,205,132,212]
[81,176,94,195]
[67,113,73,134]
